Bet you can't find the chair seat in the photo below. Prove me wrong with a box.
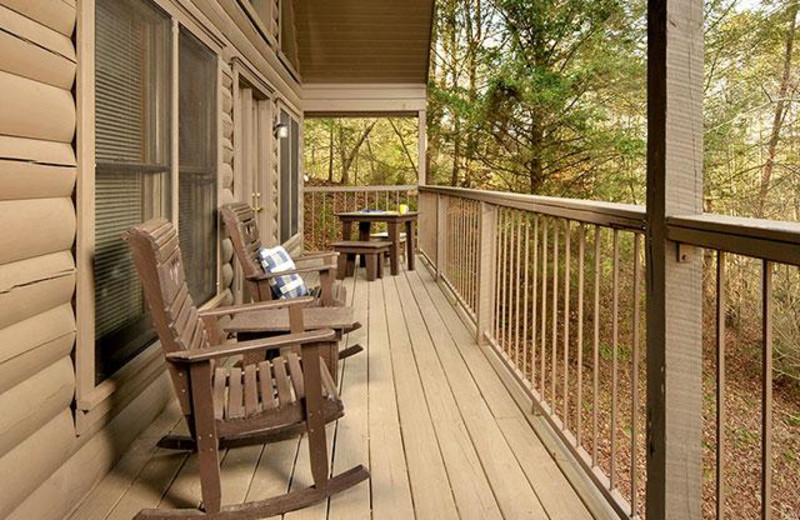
[332,240,391,253]
[213,353,340,422]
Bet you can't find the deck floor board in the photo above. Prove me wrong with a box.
[71,259,592,520]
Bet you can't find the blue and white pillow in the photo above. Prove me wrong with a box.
[257,246,310,299]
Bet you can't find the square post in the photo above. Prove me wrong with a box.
[418,109,427,186]
[646,0,704,518]
[476,202,497,346]
[436,194,448,280]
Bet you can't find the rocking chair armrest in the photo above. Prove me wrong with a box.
[166,329,338,363]
[197,296,315,318]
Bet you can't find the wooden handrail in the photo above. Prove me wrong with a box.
[667,214,800,266]
[419,186,646,231]
[304,184,417,193]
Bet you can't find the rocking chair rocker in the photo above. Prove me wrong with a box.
[124,219,369,519]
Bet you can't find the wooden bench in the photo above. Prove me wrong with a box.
[371,231,407,261]
[332,240,391,282]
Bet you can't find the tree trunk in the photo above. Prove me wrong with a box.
[447,0,461,187]
[463,0,481,188]
[529,119,544,193]
[758,1,798,218]
[341,121,377,185]
[388,118,419,177]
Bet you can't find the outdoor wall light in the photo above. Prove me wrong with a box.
[274,122,289,139]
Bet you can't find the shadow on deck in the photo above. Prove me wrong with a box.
[70,259,592,520]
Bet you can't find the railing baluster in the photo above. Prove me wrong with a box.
[532,216,539,385]
[473,203,479,310]
[552,220,559,412]
[564,220,571,426]
[716,250,726,520]
[577,224,585,446]
[311,192,316,247]
[507,212,517,356]
[457,199,463,296]
[522,216,530,385]
[494,208,504,341]
[611,229,620,489]
[631,233,642,516]
[762,260,773,520]
[541,218,549,402]
[593,225,601,466]
[499,209,508,346]
[515,212,523,365]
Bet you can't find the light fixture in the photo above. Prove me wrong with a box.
[274,122,289,139]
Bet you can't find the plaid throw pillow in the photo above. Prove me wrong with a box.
[257,246,309,299]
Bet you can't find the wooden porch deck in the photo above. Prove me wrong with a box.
[70,260,591,520]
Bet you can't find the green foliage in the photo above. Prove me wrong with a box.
[304,118,419,186]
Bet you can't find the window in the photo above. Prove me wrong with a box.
[279,109,300,242]
[179,29,218,303]
[250,0,280,43]
[94,0,171,384]
[92,0,219,385]
[280,0,298,69]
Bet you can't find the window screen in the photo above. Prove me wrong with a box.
[279,109,299,242]
[94,0,171,384]
[179,29,217,304]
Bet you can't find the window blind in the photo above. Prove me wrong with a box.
[94,0,171,383]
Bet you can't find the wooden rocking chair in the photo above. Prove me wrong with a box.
[221,203,362,364]
[221,202,347,307]
[125,219,369,519]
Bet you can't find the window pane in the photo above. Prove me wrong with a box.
[179,29,218,303]
[94,0,171,384]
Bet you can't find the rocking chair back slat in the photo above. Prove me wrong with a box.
[258,360,277,410]
[244,365,259,416]
[220,202,264,281]
[273,357,292,406]
[124,218,212,415]
[213,367,227,421]
[227,367,244,419]
[286,352,305,400]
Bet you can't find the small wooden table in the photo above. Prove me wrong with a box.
[336,211,418,275]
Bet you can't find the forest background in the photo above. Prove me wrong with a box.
[303,2,800,516]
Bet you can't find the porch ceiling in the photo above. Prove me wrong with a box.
[295,0,435,84]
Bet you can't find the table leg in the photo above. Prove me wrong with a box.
[405,220,415,271]
[388,222,400,276]
[358,222,371,267]
[342,221,353,241]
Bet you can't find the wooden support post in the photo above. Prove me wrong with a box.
[476,202,497,346]
[646,0,704,518]
[436,195,448,280]
[418,110,427,186]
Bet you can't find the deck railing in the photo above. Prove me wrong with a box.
[303,185,418,250]
[418,185,800,519]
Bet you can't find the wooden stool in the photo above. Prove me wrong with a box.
[332,241,391,282]
[370,231,407,262]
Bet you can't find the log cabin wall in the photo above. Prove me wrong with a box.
[0,0,80,517]
[0,1,303,518]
